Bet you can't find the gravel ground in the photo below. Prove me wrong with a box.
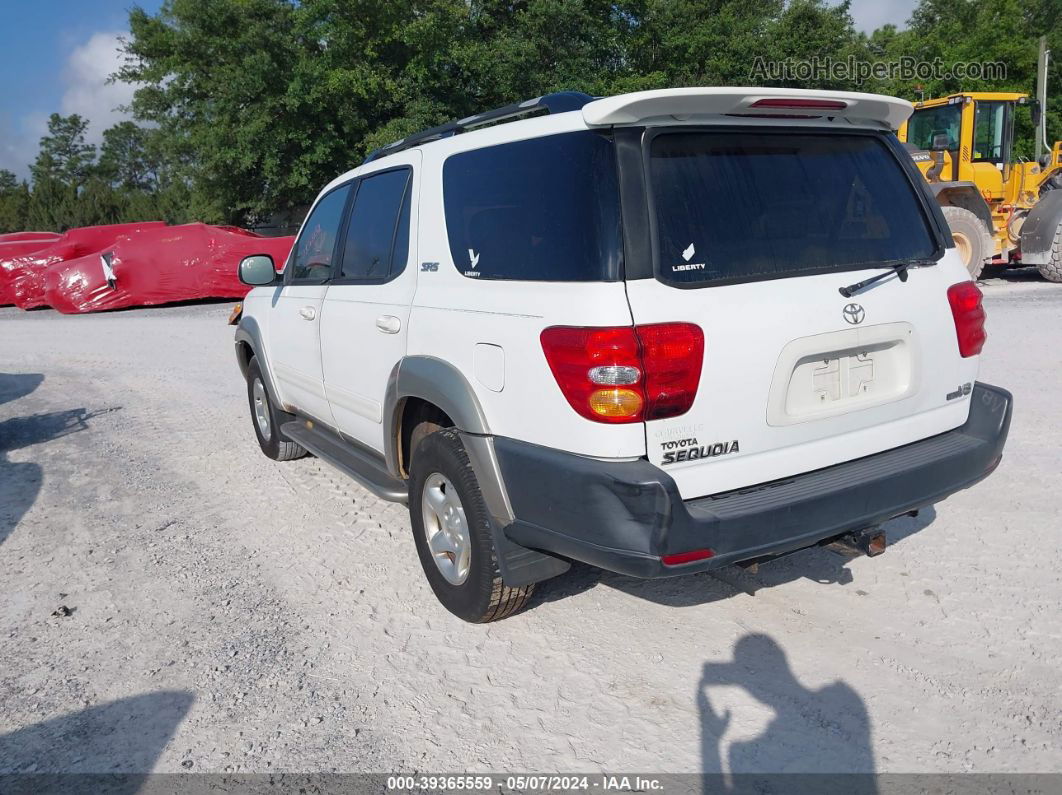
[1,271,1060,777]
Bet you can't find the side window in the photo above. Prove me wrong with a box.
[973,101,1006,163]
[338,168,412,281]
[442,132,621,281]
[290,185,351,283]
[907,104,962,151]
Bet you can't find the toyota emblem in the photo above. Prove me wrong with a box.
[843,303,865,325]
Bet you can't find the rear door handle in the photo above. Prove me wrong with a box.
[376,315,401,334]
[299,306,316,321]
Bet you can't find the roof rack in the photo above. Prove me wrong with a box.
[363,91,594,163]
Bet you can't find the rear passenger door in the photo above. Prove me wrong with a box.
[321,156,419,452]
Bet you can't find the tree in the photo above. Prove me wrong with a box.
[863,0,1056,158]
[69,178,127,227]
[31,114,97,187]
[2,0,1050,232]
[117,0,645,223]
[0,170,31,233]
[98,121,157,191]
[120,0,303,223]
[25,176,78,232]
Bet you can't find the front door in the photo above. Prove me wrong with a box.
[269,182,353,424]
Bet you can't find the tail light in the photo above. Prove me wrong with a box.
[540,323,704,423]
[750,98,848,110]
[947,281,987,357]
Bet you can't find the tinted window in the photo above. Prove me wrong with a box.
[290,185,351,283]
[649,132,938,286]
[339,168,411,281]
[443,132,621,281]
[392,181,411,271]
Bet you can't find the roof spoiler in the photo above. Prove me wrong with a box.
[582,87,913,130]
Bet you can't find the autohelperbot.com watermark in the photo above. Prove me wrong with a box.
[750,55,1007,84]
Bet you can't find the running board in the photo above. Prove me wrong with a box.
[281,420,408,503]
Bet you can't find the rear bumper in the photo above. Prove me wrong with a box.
[497,382,1012,578]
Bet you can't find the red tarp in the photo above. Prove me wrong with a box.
[43,223,293,314]
[2,222,165,308]
[0,232,62,299]
[0,231,62,248]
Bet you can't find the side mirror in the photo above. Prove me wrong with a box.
[931,133,951,152]
[1031,99,1042,128]
[238,254,278,286]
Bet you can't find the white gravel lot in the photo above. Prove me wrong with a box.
[0,271,1060,778]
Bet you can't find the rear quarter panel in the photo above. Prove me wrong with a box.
[407,140,644,459]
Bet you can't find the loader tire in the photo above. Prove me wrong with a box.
[942,205,993,280]
[1035,221,1062,284]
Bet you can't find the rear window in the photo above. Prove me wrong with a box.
[648,131,938,286]
[443,131,621,281]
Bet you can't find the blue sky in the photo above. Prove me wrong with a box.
[848,0,919,34]
[0,0,162,178]
[0,0,917,180]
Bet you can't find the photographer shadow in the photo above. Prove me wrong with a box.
[0,373,119,546]
[0,690,194,792]
[0,373,44,407]
[698,634,876,794]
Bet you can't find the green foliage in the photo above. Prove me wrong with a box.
[0,170,31,233]
[120,0,303,222]
[5,112,196,232]
[98,122,157,191]
[25,176,78,233]
[4,0,1060,232]
[31,114,97,187]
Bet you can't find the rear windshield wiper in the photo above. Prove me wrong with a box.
[839,260,934,298]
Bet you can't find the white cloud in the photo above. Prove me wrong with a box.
[0,112,49,180]
[846,0,919,33]
[1,31,137,180]
[61,31,137,145]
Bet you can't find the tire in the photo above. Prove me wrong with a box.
[246,356,306,461]
[941,205,994,280]
[1035,221,1062,284]
[408,428,533,622]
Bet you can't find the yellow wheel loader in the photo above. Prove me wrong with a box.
[897,91,1062,281]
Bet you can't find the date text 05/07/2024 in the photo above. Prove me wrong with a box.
[386,775,665,791]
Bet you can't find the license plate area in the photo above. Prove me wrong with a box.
[768,323,918,426]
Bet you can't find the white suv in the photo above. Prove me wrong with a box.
[235,87,1012,622]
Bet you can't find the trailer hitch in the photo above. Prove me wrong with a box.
[824,527,887,559]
